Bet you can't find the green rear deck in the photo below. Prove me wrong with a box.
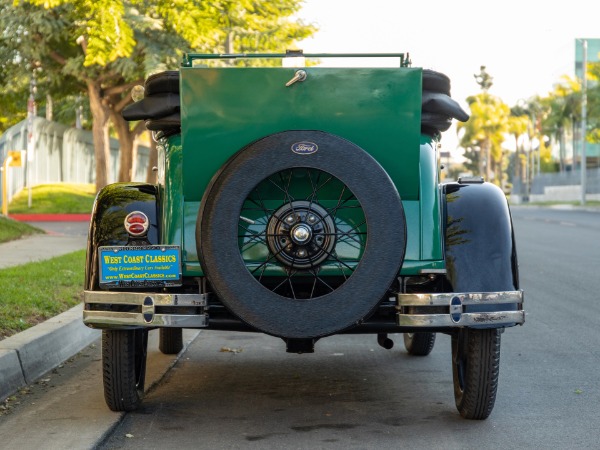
[160,58,445,276]
[180,66,421,201]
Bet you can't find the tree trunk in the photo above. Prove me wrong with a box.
[46,94,53,121]
[111,111,135,182]
[131,139,139,181]
[485,141,492,181]
[497,149,504,189]
[87,81,111,192]
[479,139,490,180]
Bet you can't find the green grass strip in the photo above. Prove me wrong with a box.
[0,250,85,340]
[9,183,96,214]
[0,216,44,244]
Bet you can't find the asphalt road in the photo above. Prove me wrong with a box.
[2,206,599,449]
[98,206,600,449]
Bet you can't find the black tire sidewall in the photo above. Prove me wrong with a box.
[198,130,406,339]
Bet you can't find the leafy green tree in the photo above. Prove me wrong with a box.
[507,97,556,196]
[459,67,511,187]
[456,62,600,182]
[0,83,28,133]
[506,106,529,188]
[537,77,580,171]
[3,0,316,192]
[531,61,600,169]
[0,1,80,132]
[586,60,600,144]
[458,92,510,186]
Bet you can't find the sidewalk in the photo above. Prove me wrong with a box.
[0,233,88,269]
[0,217,98,402]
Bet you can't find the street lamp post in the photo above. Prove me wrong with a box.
[580,39,587,206]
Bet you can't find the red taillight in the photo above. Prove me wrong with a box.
[124,211,149,237]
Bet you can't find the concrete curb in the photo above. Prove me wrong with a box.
[0,303,99,401]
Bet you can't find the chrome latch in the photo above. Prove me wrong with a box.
[286,70,307,87]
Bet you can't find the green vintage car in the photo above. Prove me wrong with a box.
[83,52,524,419]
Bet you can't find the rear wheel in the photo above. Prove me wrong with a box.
[452,328,501,420]
[403,332,436,356]
[444,182,517,419]
[159,328,183,355]
[102,329,148,412]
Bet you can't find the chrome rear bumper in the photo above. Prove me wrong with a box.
[83,289,524,331]
[396,290,525,328]
[83,291,208,329]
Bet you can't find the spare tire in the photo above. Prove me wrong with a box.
[197,130,406,339]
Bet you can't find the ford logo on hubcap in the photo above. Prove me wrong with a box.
[291,141,318,155]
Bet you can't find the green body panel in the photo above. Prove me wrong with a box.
[180,66,421,201]
[158,135,184,258]
[418,137,443,263]
[159,60,445,276]
[163,138,444,277]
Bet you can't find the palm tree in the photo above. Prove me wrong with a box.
[539,77,580,171]
[458,92,510,185]
[507,107,529,192]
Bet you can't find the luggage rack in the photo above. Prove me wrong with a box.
[182,50,410,67]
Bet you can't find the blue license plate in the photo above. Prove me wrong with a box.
[99,245,182,288]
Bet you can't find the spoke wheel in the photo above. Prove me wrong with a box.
[265,200,337,271]
[198,130,406,339]
[102,329,148,412]
[452,328,501,420]
[240,171,367,299]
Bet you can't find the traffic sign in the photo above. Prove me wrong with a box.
[8,150,24,167]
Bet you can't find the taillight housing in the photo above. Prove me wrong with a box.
[124,211,149,237]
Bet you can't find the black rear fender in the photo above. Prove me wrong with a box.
[85,183,159,290]
[443,181,519,294]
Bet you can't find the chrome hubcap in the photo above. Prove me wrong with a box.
[291,224,312,244]
[266,201,336,269]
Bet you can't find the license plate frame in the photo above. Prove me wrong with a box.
[98,245,182,288]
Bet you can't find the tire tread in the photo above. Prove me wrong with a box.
[102,330,145,412]
[403,332,436,356]
[159,328,184,355]
[453,329,501,420]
